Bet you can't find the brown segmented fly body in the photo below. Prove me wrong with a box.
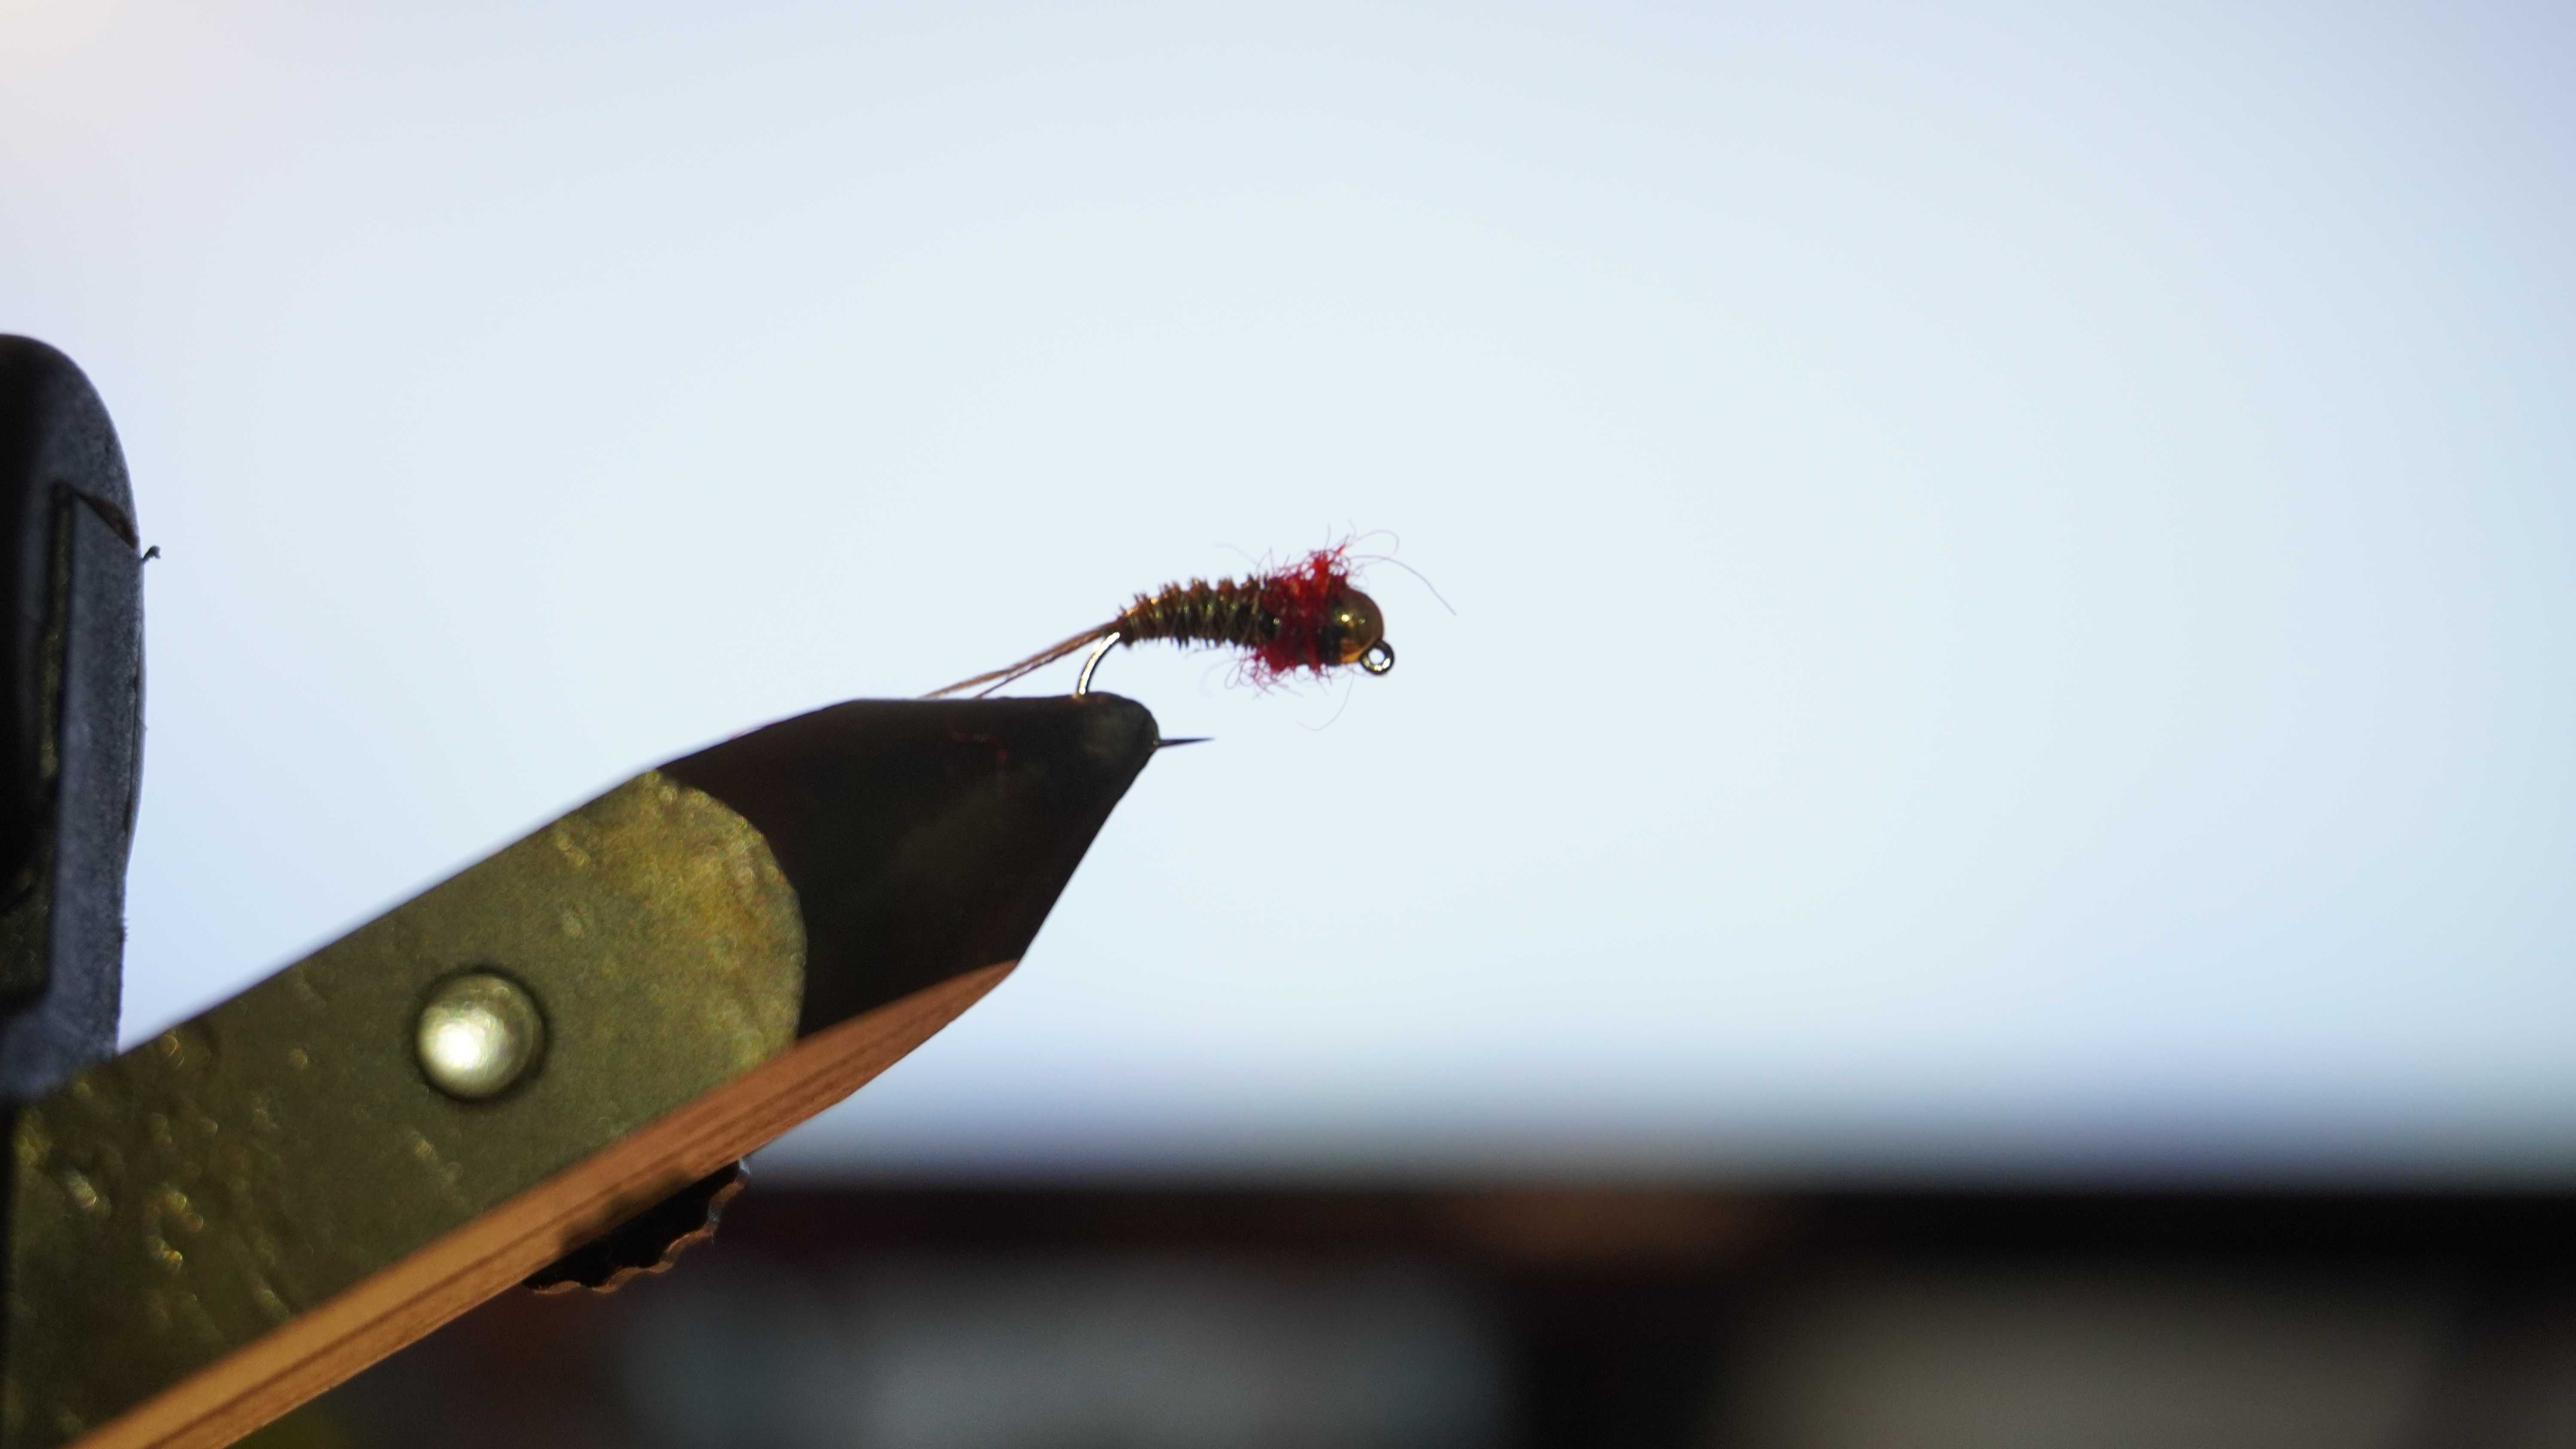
[927,544,1395,700]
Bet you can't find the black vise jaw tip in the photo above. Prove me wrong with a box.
[0,338,145,1104]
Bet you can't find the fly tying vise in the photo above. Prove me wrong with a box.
[927,543,1399,700]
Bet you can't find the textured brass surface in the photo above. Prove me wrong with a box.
[1,772,802,1449]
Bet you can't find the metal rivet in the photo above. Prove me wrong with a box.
[414,972,545,1101]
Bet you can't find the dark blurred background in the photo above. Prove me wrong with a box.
[245,1183,2576,1449]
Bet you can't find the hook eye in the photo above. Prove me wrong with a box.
[1359,641,1395,675]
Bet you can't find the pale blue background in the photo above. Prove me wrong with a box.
[4,1,2569,1180]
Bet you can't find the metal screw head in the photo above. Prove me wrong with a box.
[415,972,545,1101]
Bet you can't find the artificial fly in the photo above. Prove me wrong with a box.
[927,542,1398,700]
